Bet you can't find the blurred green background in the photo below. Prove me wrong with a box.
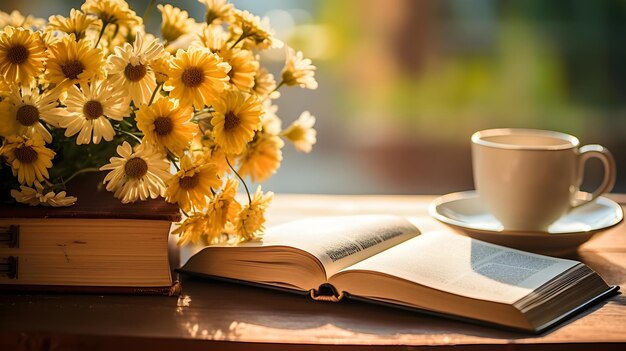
[4,0,626,194]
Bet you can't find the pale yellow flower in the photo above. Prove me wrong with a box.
[204,178,241,240]
[282,111,317,153]
[0,27,45,84]
[232,10,283,50]
[199,0,235,25]
[253,66,278,100]
[107,32,165,105]
[192,130,230,177]
[58,81,127,145]
[0,86,63,143]
[281,47,318,89]
[168,46,230,108]
[11,181,77,207]
[0,10,45,30]
[196,24,228,53]
[157,4,196,43]
[173,212,210,246]
[233,186,273,240]
[211,90,262,154]
[46,34,104,90]
[82,0,141,27]
[100,141,171,203]
[1,134,55,186]
[238,132,283,183]
[47,9,100,40]
[151,51,172,85]
[136,97,197,156]
[260,99,282,135]
[165,155,221,212]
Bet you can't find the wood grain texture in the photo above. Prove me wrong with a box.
[1,194,625,351]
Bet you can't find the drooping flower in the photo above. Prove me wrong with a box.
[199,0,235,25]
[58,81,127,145]
[233,186,273,240]
[281,111,317,153]
[211,90,262,154]
[252,66,278,100]
[173,212,210,246]
[168,46,230,108]
[232,10,282,50]
[0,26,45,84]
[0,86,63,143]
[165,155,221,212]
[157,4,196,44]
[107,32,165,105]
[81,0,141,28]
[100,141,171,203]
[204,178,241,240]
[237,132,283,183]
[136,97,196,156]
[0,134,55,186]
[11,181,77,207]
[47,9,100,40]
[46,34,104,90]
[281,47,318,90]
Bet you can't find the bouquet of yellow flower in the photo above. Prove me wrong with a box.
[0,0,318,245]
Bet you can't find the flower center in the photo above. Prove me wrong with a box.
[6,44,29,64]
[181,66,204,87]
[16,105,39,126]
[14,145,38,164]
[83,100,103,120]
[224,111,240,131]
[154,116,173,136]
[124,63,147,82]
[124,157,148,179]
[62,59,85,80]
[179,174,200,190]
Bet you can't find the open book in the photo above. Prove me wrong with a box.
[178,215,617,332]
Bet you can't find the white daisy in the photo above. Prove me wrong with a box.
[281,111,317,153]
[10,181,77,207]
[58,81,127,145]
[100,141,171,203]
[0,86,62,143]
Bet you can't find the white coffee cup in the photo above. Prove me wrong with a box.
[471,128,616,231]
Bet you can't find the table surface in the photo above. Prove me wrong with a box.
[2,194,626,351]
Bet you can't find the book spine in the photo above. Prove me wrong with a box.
[0,281,181,296]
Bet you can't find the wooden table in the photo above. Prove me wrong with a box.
[1,194,625,351]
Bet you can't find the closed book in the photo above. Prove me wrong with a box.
[0,174,181,295]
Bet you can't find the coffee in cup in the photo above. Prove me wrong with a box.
[471,128,616,231]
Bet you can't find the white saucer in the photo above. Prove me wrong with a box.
[429,191,624,256]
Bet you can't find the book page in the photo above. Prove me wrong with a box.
[335,231,579,304]
[239,215,420,277]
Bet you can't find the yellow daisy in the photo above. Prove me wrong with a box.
[205,178,241,241]
[0,26,45,84]
[0,86,63,143]
[157,4,196,44]
[281,47,318,89]
[253,66,278,100]
[136,98,197,156]
[165,155,221,212]
[47,9,100,41]
[233,186,273,240]
[58,81,127,145]
[232,10,282,49]
[1,134,55,186]
[237,132,283,183]
[100,141,171,203]
[107,32,165,105]
[199,0,235,25]
[222,48,258,91]
[82,0,141,28]
[168,46,230,109]
[0,10,45,30]
[11,181,77,207]
[173,212,210,246]
[46,35,104,90]
[282,111,317,153]
[211,90,263,154]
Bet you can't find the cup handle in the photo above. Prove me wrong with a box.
[572,144,616,207]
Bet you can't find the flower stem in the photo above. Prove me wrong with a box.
[230,33,247,50]
[94,21,109,48]
[272,80,285,93]
[226,156,252,204]
[148,83,162,106]
[61,167,101,186]
[115,127,143,143]
[168,154,180,171]
[143,0,157,26]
